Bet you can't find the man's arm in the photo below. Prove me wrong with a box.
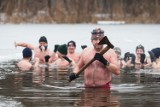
[15,42,35,50]
[69,55,85,81]
[94,51,120,75]
[105,51,120,75]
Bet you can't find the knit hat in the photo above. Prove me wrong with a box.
[151,48,160,58]
[91,28,104,39]
[57,44,68,55]
[67,40,76,47]
[39,36,48,43]
[22,48,32,58]
[54,44,60,52]
[114,47,121,55]
[136,44,145,52]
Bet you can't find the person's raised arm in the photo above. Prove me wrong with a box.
[14,41,35,50]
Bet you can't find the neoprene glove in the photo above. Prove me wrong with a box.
[140,54,146,64]
[69,73,79,82]
[81,45,87,50]
[130,53,136,64]
[124,52,130,61]
[62,56,72,63]
[94,53,110,66]
[44,55,50,62]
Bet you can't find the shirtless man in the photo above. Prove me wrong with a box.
[69,28,120,89]
[67,40,81,63]
[17,48,39,71]
[15,36,53,64]
[113,47,126,69]
[52,44,75,69]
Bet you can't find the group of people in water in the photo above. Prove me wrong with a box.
[14,27,160,89]
[114,45,160,70]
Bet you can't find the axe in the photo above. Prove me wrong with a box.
[69,36,114,82]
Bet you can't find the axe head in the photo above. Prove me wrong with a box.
[98,36,114,49]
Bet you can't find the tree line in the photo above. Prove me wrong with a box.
[0,0,159,23]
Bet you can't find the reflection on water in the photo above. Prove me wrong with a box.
[0,60,160,107]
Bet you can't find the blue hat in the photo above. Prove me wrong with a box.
[23,48,32,58]
[151,48,160,58]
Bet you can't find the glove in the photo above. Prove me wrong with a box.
[140,54,146,64]
[81,45,87,50]
[94,53,110,66]
[69,73,79,82]
[148,51,156,62]
[124,52,130,61]
[62,56,72,63]
[44,55,50,62]
[130,53,136,64]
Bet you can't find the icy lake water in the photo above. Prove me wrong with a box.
[0,24,160,107]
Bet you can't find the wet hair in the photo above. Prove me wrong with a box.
[67,40,76,47]
[39,36,48,43]
[136,44,145,52]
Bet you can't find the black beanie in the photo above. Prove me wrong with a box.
[23,48,32,58]
[67,40,76,47]
[151,48,160,58]
[57,44,67,55]
[39,36,48,43]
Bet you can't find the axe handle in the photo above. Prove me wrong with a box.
[76,45,111,76]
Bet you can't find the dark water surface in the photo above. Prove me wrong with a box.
[0,61,160,107]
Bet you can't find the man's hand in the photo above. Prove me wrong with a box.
[130,53,136,64]
[94,53,110,66]
[124,52,130,61]
[81,45,87,50]
[69,73,79,82]
[140,54,146,64]
[62,56,72,63]
[44,55,50,62]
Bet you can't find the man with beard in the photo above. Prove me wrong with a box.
[69,28,120,89]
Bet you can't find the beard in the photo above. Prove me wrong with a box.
[94,45,103,52]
